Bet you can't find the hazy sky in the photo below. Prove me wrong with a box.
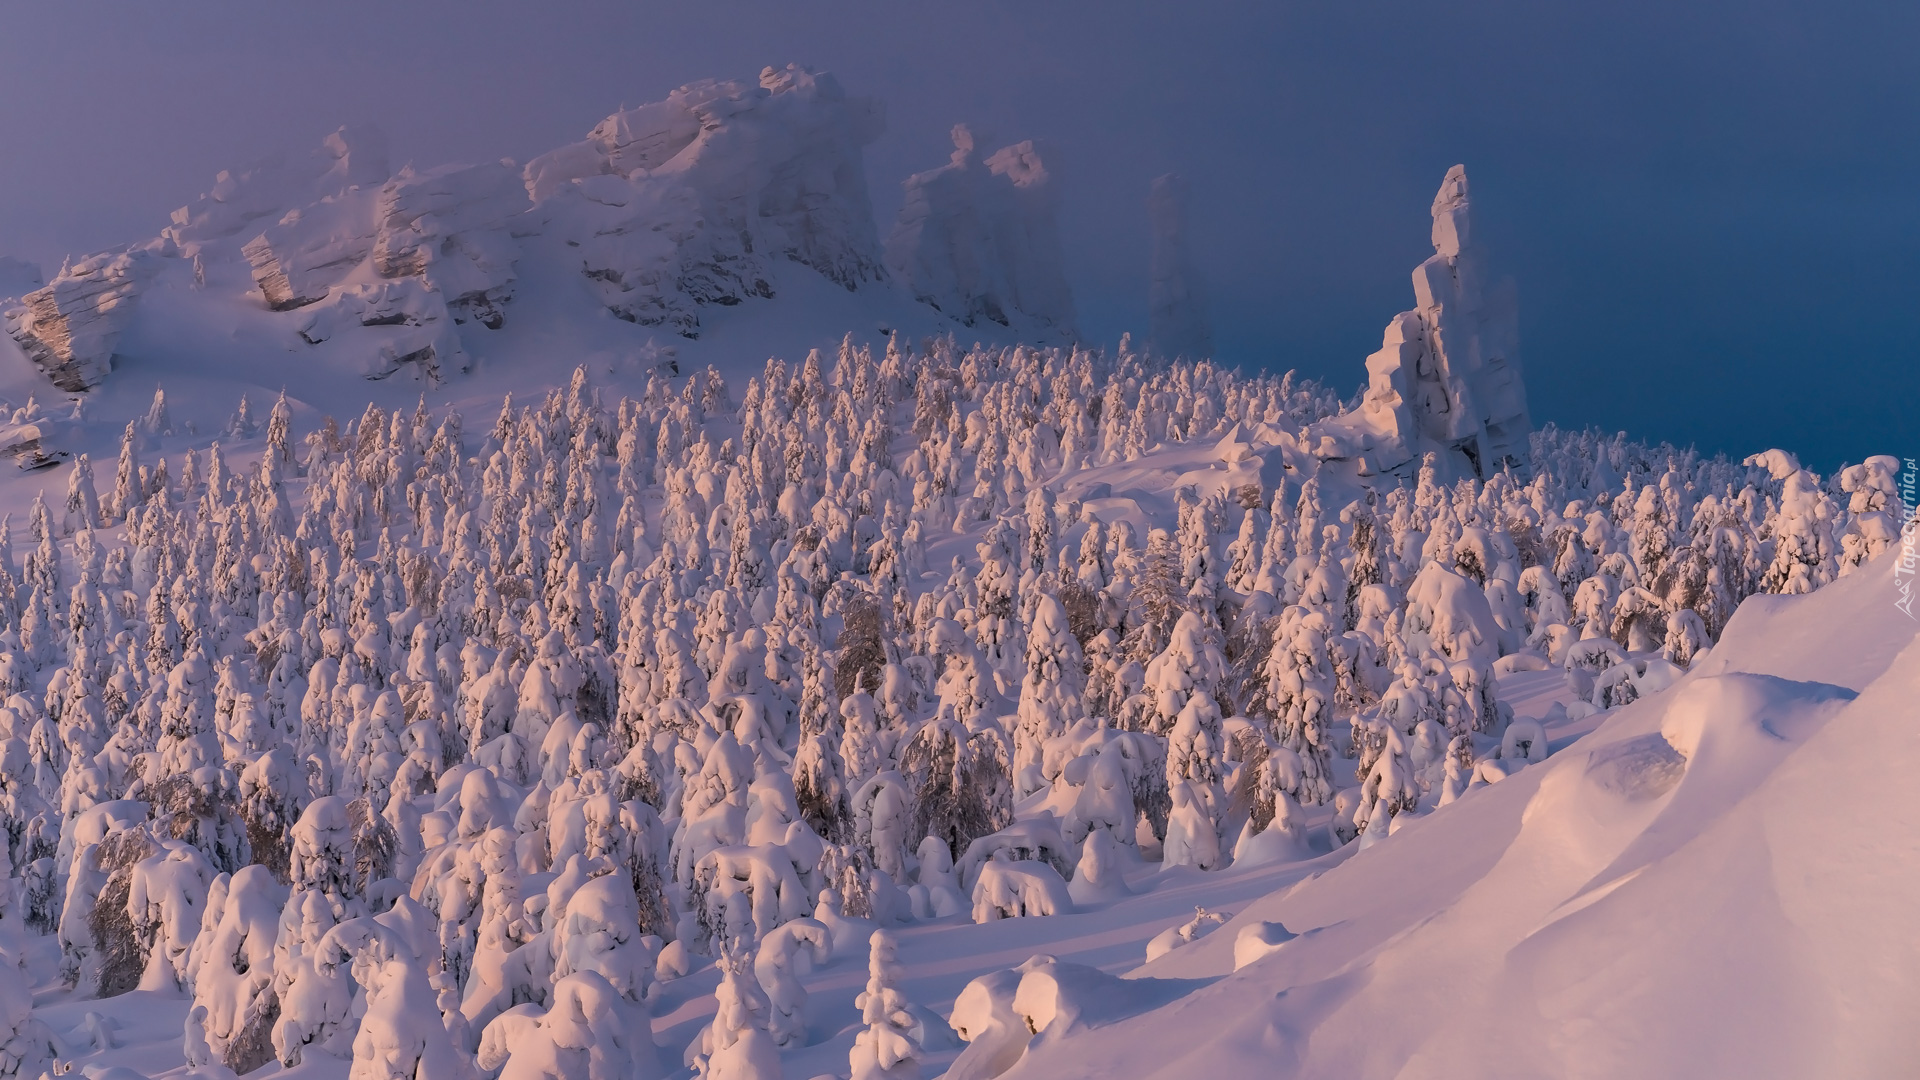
[1,0,1912,468]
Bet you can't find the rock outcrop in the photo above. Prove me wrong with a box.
[1321,165,1530,480]
[371,160,528,328]
[241,156,527,326]
[168,125,390,247]
[529,64,887,337]
[12,64,1076,391]
[1146,173,1211,361]
[885,125,1076,336]
[292,277,468,381]
[3,249,156,391]
[242,199,378,311]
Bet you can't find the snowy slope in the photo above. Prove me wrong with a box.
[998,553,1918,1080]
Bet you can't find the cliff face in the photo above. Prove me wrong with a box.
[4,65,918,391]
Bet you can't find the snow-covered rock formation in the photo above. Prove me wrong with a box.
[530,63,887,338]
[4,65,968,397]
[3,248,158,391]
[0,65,1115,408]
[884,125,1076,337]
[1319,165,1530,480]
[169,125,392,248]
[237,152,529,379]
[247,157,525,320]
[1146,173,1211,361]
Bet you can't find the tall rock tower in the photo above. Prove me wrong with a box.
[1356,165,1531,479]
[1146,173,1212,361]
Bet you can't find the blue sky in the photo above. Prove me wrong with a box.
[1,0,1911,469]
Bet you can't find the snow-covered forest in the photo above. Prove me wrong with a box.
[0,335,1899,1079]
[0,62,1912,1080]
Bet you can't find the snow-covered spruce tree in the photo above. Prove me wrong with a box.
[1352,723,1419,841]
[1835,456,1902,574]
[850,930,923,1080]
[72,827,158,997]
[124,838,216,993]
[1162,695,1226,870]
[690,944,781,1080]
[271,795,373,1066]
[1121,527,1188,667]
[1258,610,1336,806]
[1140,611,1227,736]
[754,917,831,1050]
[346,923,474,1080]
[186,864,287,1074]
[1758,468,1837,595]
[898,710,1014,863]
[1013,593,1085,791]
[480,970,658,1080]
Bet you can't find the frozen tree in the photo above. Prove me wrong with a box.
[850,930,923,1080]
[185,865,286,1073]
[63,455,103,535]
[480,971,659,1080]
[1013,594,1085,789]
[754,918,831,1049]
[347,923,474,1080]
[128,840,216,992]
[1140,611,1226,735]
[1161,696,1225,870]
[1759,468,1837,595]
[899,714,1013,865]
[1259,611,1336,805]
[690,946,782,1080]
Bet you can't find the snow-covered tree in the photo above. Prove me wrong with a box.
[849,930,922,1080]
